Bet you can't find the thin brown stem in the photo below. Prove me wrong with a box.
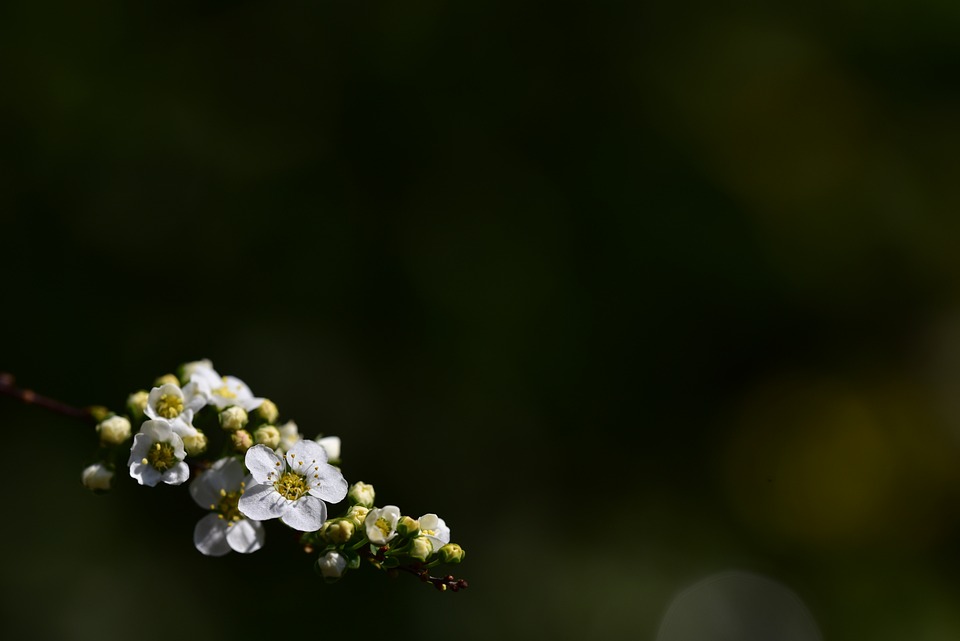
[0,372,98,425]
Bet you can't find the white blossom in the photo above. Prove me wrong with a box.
[190,457,265,556]
[144,383,205,437]
[418,513,451,552]
[238,440,348,532]
[128,419,189,486]
[364,505,401,545]
[188,362,264,412]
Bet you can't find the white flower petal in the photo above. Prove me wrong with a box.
[190,457,244,508]
[317,436,341,461]
[161,462,190,485]
[238,483,287,521]
[245,445,283,485]
[130,461,161,487]
[194,514,231,557]
[279,495,326,532]
[289,439,328,465]
[307,464,348,504]
[226,519,265,554]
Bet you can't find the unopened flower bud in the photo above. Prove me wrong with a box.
[220,406,249,432]
[96,415,131,446]
[438,543,465,564]
[316,551,347,580]
[127,390,149,420]
[89,406,111,422]
[323,520,356,544]
[397,516,420,537]
[81,463,114,491]
[253,425,280,449]
[154,373,179,387]
[257,399,279,424]
[348,481,375,508]
[231,429,253,453]
[182,430,208,456]
[345,505,370,527]
[408,536,434,562]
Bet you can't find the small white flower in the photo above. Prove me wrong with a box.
[316,435,340,463]
[238,440,348,532]
[190,457,265,556]
[81,463,114,491]
[188,363,264,412]
[97,415,131,445]
[127,419,189,486]
[418,513,451,552]
[317,551,347,579]
[276,420,301,454]
[364,505,401,545]
[144,383,205,437]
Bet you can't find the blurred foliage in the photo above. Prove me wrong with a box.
[3,1,960,640]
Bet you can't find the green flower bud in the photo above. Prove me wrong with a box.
[397,516,420,537]
[438,543,465,564]
[220,406,249,432]
[154,373,179,387]
[231,429,253,453]
[408,536,433,562]
[253,425,281,449]
[96,415,131,446]
[257,399,279,424]
[182,430,208,456]
[347,481,375,508]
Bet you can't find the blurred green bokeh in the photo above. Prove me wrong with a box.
[3,1,960,640]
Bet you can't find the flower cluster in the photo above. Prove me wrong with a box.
[302,482,467,591]
[80,359,467,591]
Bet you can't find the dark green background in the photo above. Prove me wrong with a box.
[3,1,960,639]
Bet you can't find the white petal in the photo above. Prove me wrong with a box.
[289,439,328,466]
[226,519,265,554]
[317,436,341,461]
[161,462,190,485]
[279,495,326,532]
[190,457,244,508]
[129,461,161,487]
[194,514,231,556]
[245,445,284,485]
[238,483,286,521]
[307,463,348,504]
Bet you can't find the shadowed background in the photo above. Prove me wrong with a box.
[3,1,960,640]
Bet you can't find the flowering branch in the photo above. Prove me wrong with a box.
[0,372,99,425]
[4,361,468,592]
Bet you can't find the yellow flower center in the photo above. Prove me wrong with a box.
[214,378,238,399]
[212,485,245,524]
[156,394,184,419]
[375,517,393,538]
[146,442,177,472]
[423,528,437,537]
[274,472,308,500]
